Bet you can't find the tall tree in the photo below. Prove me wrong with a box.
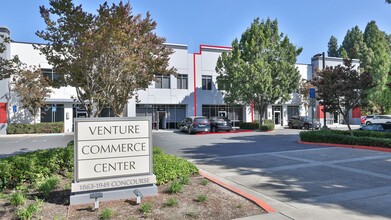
[93,2,175,117]
[327,35,339,57]
[36,0,101,117]
[13,67,51,123]
[340,26,371,70]
[216,18,302,126]
[0,34,20,80]
[363,21,391,114]
[36,0,174,117]
[311,60,373,134]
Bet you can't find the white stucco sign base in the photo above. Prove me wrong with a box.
[70,117,157,205]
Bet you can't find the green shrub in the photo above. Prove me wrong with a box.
[168,181,183,194]
[0,145,73,190]
[153,147,198,185]
[164,198,178,207]
[139,202,152,215]
[9,191,25,206]
[239,122,274,131]
[36,176,60,197]
[7,122,64,134]
[300,130,391,148]
[99,208,113,220]
[15,198,43,220]
[0,145,196,190]
[196,194,207,203]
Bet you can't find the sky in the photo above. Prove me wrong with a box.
[0,0,391,64]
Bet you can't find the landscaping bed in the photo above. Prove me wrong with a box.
[0,144,265,219]
[299,130,391,148]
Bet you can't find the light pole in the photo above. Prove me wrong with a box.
[313,52,327,129]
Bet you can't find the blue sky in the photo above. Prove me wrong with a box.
[1,0,390,63]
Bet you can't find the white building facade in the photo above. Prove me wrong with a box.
[0,27,361,134]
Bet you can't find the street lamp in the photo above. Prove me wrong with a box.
[313,52,327,129]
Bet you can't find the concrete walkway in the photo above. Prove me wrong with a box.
[194,146,391,220]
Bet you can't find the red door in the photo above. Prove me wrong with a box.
[0,103,7,123]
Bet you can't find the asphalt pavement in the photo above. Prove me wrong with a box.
[2,125,390,220]
[153,128,391,220]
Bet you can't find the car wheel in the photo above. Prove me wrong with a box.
[288,123,293,129]
[366,121,372,125]
[304,124,309,130]
[211,126,216,132]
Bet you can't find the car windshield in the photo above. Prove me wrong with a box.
[194,118,208,123]
[303,116,311,121]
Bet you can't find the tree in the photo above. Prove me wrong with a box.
[0,34,20,80]
[327,36,339,57]
[13,67,51,123]
[36,0,174,117]
[311,60,373,134]
[93,2,174,117]
[216,18,302,126]
[363,21,391,114]
[340,26,371,70]
[36,0,100,117]
[387,0,391,3]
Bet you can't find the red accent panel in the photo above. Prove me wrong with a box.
[192,45,232,117]
[352,107,361,118]
[317,105,324,118]
[0,103,7,123]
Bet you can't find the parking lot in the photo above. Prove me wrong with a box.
[154,129,391,220]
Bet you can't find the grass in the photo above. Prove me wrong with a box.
[196,194,207,203]
[36,176,60,197]
[200,179,209,186]
[139,202,152,215]
[179,175,190,185]
[168,181,183,194]
[99,208,113,220]
[164,198,178,207]
[15,197,43,220]
[9,191,26,206]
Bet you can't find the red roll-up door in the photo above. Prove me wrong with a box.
[0,103,7,123]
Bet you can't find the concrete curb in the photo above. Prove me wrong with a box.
[299,140,391,153]
[195,130,254,135]
[199,170,276,213]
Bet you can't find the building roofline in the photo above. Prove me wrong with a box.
[0,27,10,34]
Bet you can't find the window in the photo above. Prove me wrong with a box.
[202,75,212,90]
[155,74,170,89]
[41,68,63,83]
[177,74,188,89]
[41,104,64,122]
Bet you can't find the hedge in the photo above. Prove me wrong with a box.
[7,122,64,134]
[0,144,198,190]
[300,130,391,148]
[329,130,391,139]
[240,120,275,131]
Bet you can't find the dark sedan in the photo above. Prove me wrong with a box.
[359,123,391,132]
[209,117,233,132]
[179,116,211,134]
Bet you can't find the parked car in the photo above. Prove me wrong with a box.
[209,117,233,132]
[365,115,391,125]
[359,123,391,132]
[288,115,321,130]
[360,116,366,124]
[179,116,210,134]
